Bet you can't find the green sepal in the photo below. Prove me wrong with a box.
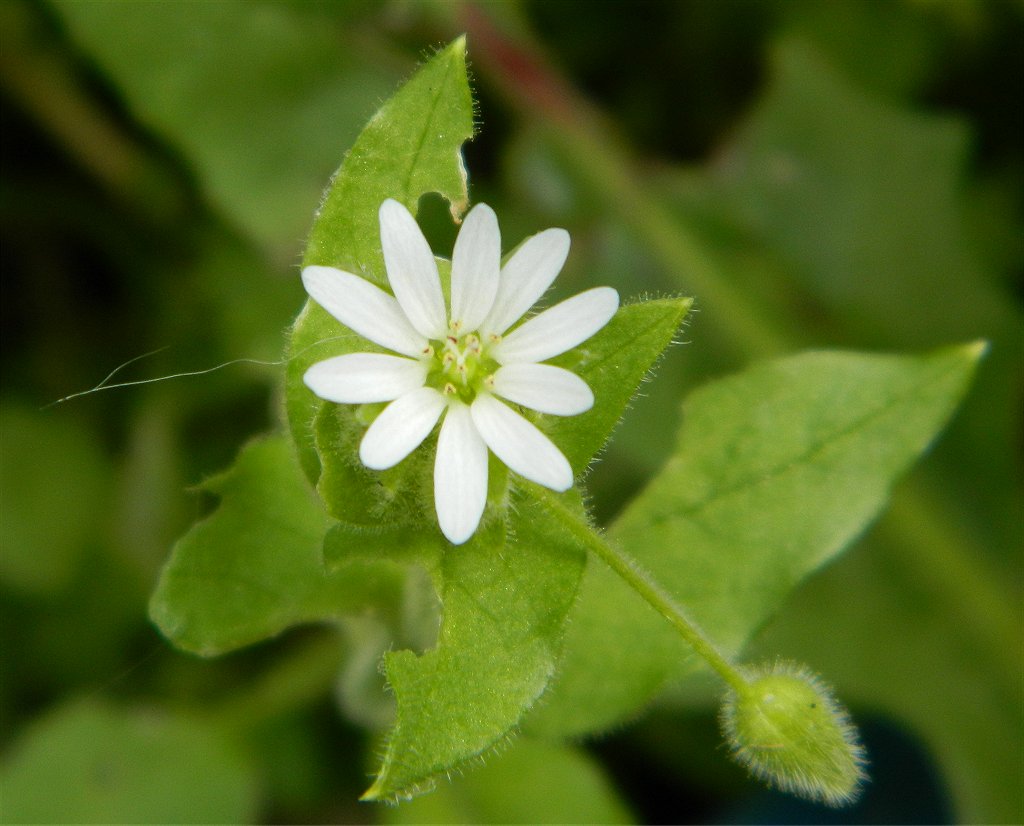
[721,661,867,807]
[548,297,692,471]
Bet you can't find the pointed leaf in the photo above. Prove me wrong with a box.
[149,435,408,655]
[315,298,691,800]
[527,343,984,737]
[286,37,474,482]
[547,298,692,471]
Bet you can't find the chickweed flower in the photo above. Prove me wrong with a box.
[302,199,618,544]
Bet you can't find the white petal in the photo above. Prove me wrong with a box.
[434,402,489,545]
[359,387,446,469]
[303,353,426,403]
[379,199,448,339]
[470,394,572,491]
[450,203,501,332]
[492,363,594,416]
[480,228,570,337]
[491,287,619,365]
[301,266,428,357]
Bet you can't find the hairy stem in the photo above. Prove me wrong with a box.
[534,486,750,694]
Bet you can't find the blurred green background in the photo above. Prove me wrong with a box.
[1,0,1021,823]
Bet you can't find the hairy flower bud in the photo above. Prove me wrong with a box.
[720,661,867,806]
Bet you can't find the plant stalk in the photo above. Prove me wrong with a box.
[535,486,750,695]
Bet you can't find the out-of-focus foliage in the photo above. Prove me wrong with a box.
[1,699,258,824]
[1,0,1020,823]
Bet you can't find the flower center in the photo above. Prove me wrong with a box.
[424,323,501,404]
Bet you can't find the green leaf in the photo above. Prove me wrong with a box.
[0,699,257,824]
[527,342,984,737]
[149,434,409,656]
[547,298,692,471]
[286,37,474,483]
[698,39,1023,524]
[380,738,634,825]
[656,39,1021,817]
[364,488,587,801]
[51,0,401,249]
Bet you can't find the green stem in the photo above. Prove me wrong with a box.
[535,486,750,694]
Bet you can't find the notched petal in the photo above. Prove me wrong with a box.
[492,363,594,416]
[481,228,570,337]
[379,199,448,339]
[451,203,501,332]
[301,265,427,357]
[304,353,427,404]
[359,387,446,470]
[492,287,619,364]
[434,403,489,545]
[470,394,573,491]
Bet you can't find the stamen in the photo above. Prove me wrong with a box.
[428,329,498,402]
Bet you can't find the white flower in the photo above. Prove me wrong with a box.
[302,199,618,545]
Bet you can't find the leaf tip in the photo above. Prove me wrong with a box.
[359,778,384,802]
[962,338,989,362]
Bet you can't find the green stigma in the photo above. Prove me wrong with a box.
[424,326,500,404]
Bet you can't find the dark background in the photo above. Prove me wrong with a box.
[2,1,1021,822]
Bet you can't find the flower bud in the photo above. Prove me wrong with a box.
[720,661,867,806]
